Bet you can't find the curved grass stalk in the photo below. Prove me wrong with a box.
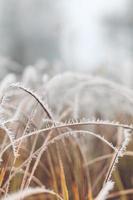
[9,83,53,119]
[0,127,117,163]
[1,119,133,159]
[7,119,133,144]
[2,128,116,191]
[20,129,116,189]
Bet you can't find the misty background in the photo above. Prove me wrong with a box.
[0,0,133,85]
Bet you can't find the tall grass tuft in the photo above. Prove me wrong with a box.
[0,69,132,199]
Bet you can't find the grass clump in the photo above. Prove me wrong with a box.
[0,69,132,199]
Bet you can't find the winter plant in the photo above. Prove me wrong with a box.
[0,64,132,199]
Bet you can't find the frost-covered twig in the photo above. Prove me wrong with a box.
[95,181,114,200]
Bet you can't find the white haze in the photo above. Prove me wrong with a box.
[60,0,126,70]
[0,0,127,72]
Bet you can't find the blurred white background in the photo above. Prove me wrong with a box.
[0,0,133,85]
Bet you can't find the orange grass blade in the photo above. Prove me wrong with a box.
[58,151,69,200]
[72,183,80,200]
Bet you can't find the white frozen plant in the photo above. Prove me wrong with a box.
[96,181,114,200]
[0,73,16,98]
[2,187,63,200]
[0,64,132,199]
[22,66,38,88]
[45,72,133,119]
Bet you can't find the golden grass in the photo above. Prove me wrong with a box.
[0,71,132,199]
